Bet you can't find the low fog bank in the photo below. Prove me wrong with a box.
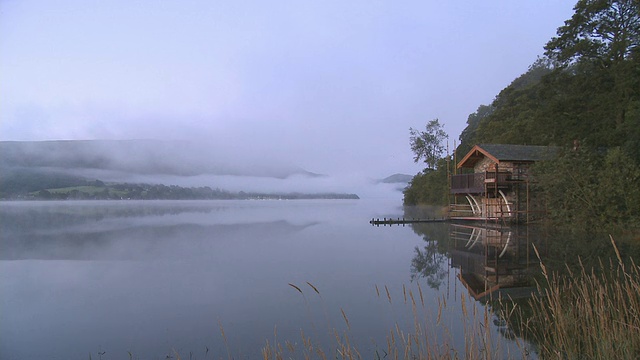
[70,167,408,200]
[1,140,412,200]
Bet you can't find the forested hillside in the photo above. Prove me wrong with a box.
[405,0,640,229]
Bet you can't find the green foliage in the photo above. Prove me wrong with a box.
[409,119,448,170]
[403,158,450,206]
[544,0,640,65]
[0,168,90,197]
[405,119,451,206]
[466,45,639,155]
[405,0,640,219]
[470,59,557,146]
[457,104,494,156]
[532,146,640,230]
[455,0,639,228]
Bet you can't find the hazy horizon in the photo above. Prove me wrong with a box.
[0,139,409,199]
[1,0,577,181]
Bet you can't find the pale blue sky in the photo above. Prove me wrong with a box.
[1,0,576,177]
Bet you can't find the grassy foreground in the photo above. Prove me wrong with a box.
[514,237,640,359]
[260,283,526,360]
[148,237,640,360]
[257,237,640,360]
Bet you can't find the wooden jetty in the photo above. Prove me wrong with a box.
[370,217,447,226]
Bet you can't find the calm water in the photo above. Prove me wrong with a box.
[0,199,572,359]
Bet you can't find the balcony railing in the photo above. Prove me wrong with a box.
[450,173,485,194]
[484,171,511,184]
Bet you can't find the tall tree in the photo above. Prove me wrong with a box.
[470,59,555,146]
[544,0,640,66]
[409,119,448,170]
[545,0,640,139]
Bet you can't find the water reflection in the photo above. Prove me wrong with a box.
[405,212,640,355]
[4,200,633,359]
[2,199,437,359]
[407,220,549,302]
[449,224,539,301]
[1,201,317,260]
[408,221,545,298]
[409,223,449,289]
[2,219,315,261]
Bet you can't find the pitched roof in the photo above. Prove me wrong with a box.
[457,144,559,168]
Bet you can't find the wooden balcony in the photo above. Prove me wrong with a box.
[450,173,485,194]
[484,171,512,184]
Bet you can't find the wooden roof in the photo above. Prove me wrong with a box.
[457,144,558,169]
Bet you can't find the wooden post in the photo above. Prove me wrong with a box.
[447,141,451,217]
[526,180,530,224]
[453,140,457,209]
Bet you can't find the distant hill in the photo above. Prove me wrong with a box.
[379,173,413,184]
[0,140,360,200]
[0,140,318,178]
[0,166,359,200]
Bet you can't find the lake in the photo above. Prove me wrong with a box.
[3,199,624,359]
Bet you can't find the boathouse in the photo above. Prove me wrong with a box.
[449,144,557,223]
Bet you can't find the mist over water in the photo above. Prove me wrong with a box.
[70,170,407,199]
[0,199,527,359]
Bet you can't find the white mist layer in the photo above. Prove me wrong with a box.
[66,168,406,200]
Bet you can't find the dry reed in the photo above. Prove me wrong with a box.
[514,237,640,359]
[261,282,529,360]
[173,237,638,359]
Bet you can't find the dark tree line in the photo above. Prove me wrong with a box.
[27,183,237,201]
[1,166,359,200]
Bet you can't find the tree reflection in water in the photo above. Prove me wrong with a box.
[410,241,448,289]
[406,214,451,289]
[402,200,640,358]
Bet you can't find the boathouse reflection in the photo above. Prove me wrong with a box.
[450,224,541,301]
[409,221,546,301]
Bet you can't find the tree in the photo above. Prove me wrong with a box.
[409,119,448,170]
[543,0,640,138]
[470,59,556,147]
[532,146,640,229]
[434,0,640,225]
[403,158,450,206]
[544,0,640,66]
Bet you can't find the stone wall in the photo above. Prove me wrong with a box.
[474,158,527,175]
[473,157,496,173]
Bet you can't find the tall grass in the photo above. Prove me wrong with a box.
[513,236,640,359]
[167,237,639,360]
[261,282,530,360]
[261,237,640,359]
